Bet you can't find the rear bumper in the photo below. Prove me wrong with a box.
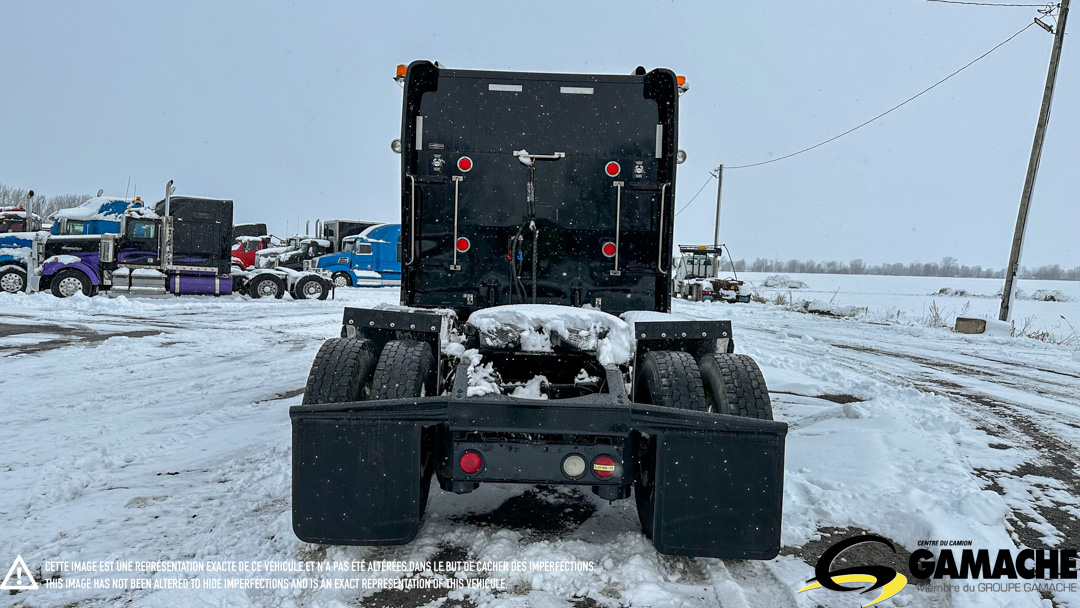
[289,369,787,558]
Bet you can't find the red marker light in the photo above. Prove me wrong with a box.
[605,161,621,177]
[601,242,616,258]
[592,455,616,478]
[457,156,473,172]
[459,451,483,474]
[456,237,471,253]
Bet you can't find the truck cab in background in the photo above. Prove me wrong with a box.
[232,235,277,270]
[256,237,332,271]
[322,219,378,252]
[0,206,41,234]
[314,223,401,287]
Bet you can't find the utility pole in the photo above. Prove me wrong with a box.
[1000,0,1070,321]
[713,164,724,278]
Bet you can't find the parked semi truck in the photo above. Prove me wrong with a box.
[2,184,331,299]
[322,219,379,252]
[232,223,268,240]
[673,244,750,302]
[314,223,401,287]
[290,62,786,558]
[0,196,150,294]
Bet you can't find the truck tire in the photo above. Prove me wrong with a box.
[50,269,93,298]
[248,274,285,299]
[634,350,706,411]
[0,267,27,293]
[698,354,773,420]
[332,271,352,287]
[293,275,329,300]
[302,338,376,405]
[371,340,435,400]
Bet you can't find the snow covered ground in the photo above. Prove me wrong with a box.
[739,272,1080,340]
[2,279,1078,607]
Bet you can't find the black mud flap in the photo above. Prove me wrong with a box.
[291,416,434,544]
[646,427,785,559]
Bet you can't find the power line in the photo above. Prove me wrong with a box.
[724,20,1036,170]
[674,172,717,216]
[928,0,1049,7]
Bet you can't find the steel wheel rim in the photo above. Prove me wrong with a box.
[59,276,83,297]
[304,281,323,297]
[257,280,278,297]
[333,275,348,287]
[1,273,24,293]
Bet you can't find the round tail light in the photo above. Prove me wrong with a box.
[601,242,616,258]
[562,454,586,478]
[457,156,473,172]
[456,237,471,253]
[605,161,621,177]
[459,451,483,474]
[592,455,616,478]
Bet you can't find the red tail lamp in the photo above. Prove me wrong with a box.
[457,156,473,172]
[459,451,483,474]
[605,161,621,177]
[601,242,616,258]
[592,455,615,478]
[456,237,471,253]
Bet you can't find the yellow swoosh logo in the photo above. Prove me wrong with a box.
[797,573,908,607]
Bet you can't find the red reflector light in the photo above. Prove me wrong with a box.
[457,156,473,172]
[605,161,621,177]
[601,242,616,258]
[459,451,482,474]
[592,455,615,478]
[456,237,471,253]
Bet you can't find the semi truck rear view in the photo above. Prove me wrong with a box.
[290,62,787,558]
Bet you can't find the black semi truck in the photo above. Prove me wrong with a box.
[290,62,787,558]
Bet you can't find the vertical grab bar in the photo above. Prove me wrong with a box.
[451,176,463,269]
[612,181,624,275]
[404,174,417,266]
[656,183,669,274]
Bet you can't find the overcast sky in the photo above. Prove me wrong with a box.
[1,0,1075,268]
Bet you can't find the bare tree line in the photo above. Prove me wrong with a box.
[0,182,94,217]
[729,256,1080,281]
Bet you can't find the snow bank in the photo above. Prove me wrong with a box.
[1028,289,1074,302]
[802,300,865,317]
[761,274,809,289]
[467,305,633,366]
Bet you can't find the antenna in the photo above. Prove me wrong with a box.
[125,176,131,199]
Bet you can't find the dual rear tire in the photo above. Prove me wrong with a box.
[634,350,771,419]
[632,349,772,539]
[303,338,434,404]
[301,338,436,527]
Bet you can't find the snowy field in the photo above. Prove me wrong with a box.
[738,272,1080,339]
[2,278,1079,608]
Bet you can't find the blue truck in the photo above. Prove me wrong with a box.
[313,223,401,287]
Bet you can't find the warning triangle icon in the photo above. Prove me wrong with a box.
[1,555,39,590]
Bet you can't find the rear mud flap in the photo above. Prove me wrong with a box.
[292,418,433,544]
[646,428,785,559]
[291,398,785,558]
